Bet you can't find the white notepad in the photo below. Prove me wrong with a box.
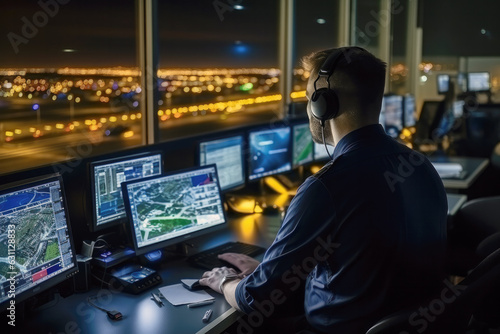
[158,284,214,306]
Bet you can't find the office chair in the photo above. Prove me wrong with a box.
[365,248,500,334]
[447,196,500,276]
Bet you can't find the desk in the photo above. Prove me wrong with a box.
[11,199,461,334]
[447,193,467,217]
[430,156,489,190]
[11,213,281,334]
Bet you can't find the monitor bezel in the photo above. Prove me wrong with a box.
[196,133,246,192]
[246,125,293,181]
[291,121,314,168]
[467,72,491,93]
[0,174,78,312]
[87,151,164,232]
[121,164,228,256]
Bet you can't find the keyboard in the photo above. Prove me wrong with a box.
[188,241,266,271]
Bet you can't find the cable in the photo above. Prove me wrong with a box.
[87,296,123,320]
[321,122,333,160]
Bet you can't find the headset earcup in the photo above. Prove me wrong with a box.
[311,88,339,121]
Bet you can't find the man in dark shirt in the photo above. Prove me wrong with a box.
[199,47,448,333]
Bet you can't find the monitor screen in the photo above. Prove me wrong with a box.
[467,72,490,92]
[89,152,163,231]
[437,74,450,94]
[292,123,314,167]
[382,95,404,138]
[0,175,78,311]
[122,165,226,256]
[314,142,334,160]
[199,135,245,191]
[248,127,292,181]
[403,94,416,127]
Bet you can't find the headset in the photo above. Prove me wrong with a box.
[310,46,365,126]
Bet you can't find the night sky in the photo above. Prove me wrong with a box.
[0,0,499,68]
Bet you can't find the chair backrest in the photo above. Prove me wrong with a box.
[366,248,500,334]
[456,196,500,247]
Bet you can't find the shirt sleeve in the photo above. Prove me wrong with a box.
[235,176,337,314]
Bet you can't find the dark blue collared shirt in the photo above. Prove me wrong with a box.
[235,124,448,333]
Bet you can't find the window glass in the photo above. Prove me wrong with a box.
[0,0,139,174]
[421,0,500,103]
[292,0,340,107]
[157,0,280,141]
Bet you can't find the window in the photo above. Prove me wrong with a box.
[157,0,281,142]
[292,0,340,110]
[0,0,139,174]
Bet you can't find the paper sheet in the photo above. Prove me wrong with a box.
[158,284,215,306]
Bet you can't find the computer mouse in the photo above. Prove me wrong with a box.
[181,279,204,290]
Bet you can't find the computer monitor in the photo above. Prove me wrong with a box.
[248,126,292,181]
[122,165,226,256]
[89,152,163,231]
[0,175,78,312]
[437,74,450,94]
[403,94,417,127]
[198,135,245,191]
[467,72,490,92]
[292,123,314,167]
[382,95,404,138]
[314,142,334,161]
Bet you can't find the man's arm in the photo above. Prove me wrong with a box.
[221,279,242,310]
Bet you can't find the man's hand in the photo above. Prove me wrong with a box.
[199,267,239,294]
[218,253,260,276]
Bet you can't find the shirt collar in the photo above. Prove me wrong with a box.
[332,124,387,161]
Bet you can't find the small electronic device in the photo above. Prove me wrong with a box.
[202,309,213,322]
[122,164,227,256]
[93,263,162,294]
[248,126,292,180]
[198,135,245,191]
[292,122,314,167]
[88,151,163,231]
[0,174,78,312]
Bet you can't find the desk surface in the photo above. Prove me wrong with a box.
[429,156,489,189]
[11,213,281,334]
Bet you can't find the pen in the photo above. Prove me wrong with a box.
[187,299,214,308]
[151,292,163,307]
[202,309,213,323]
